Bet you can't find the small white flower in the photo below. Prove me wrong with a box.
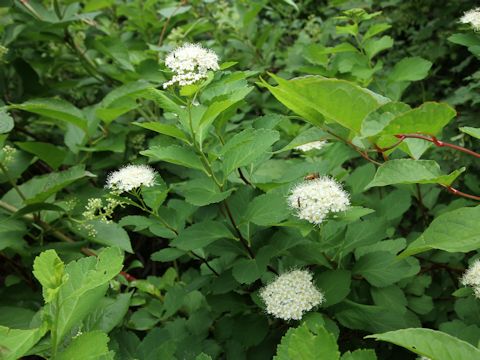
[260,270,324,321]
[461,259,480,298]
[460,8,480,31]
[163,43,219,88]
[295,140,328,152]
[106,164,156,192]
[288,176,350,225]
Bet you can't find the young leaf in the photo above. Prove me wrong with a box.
[367,328,480,360]
[57,331,114,360]
[367,159,464,188]
[50,247,124,347]
[274,324,340,360]
[341,349,377,360]
[0,325,48,360]
[32,249,65,303]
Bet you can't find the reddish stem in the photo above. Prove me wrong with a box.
[394,134,480,158]
[441,185,480,201]
[120,271,137,282]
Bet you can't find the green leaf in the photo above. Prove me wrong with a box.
[401,206,480,256]
[281,0,298,11]
[0,109,14,134]
[363,23,391,41]
[341,349,377,360]
[57,331,114,360]
[315,270,351,307]
[140,88,186,116]
[141,145,206,173]
[170,221,235,251]
[364,36,393,59]
[83,293,132,333]
[274,324,340,360]
[243,190,290,226]
[460,126,480,139]
[32,249,65,303]
[2,165,93,207]
[353,251,419,287]
[198,86,253,144]
[380,102,456,136]
[262,75,388,132]
[151,248,185,262]
[367,159,464,188]
[448,33,480,47]
[221,128,279,176]
[87,220,133,253]
[134,122,189,143]
[367,328,480,360]
[232,258,264,284]
[174,178,233,206]
[335,301,420,333]
[0,215,27,252]
[10,98,87,131]
[388,57,432,82]
[0,325,48,360]
[51,247,124,346]
[96,81,152,124]
[15,141,66,169]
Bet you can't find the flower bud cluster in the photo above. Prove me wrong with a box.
[82,197,124,224]
[260,270,324,321]
[1,145,16,165]
[288,176,350,225]
[461,259,480,298]
[460,8,480,31]
[163,43,219,88]
[295,140,327,152]
[106,164,157,192]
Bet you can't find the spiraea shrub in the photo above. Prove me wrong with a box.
[0,1,480,359]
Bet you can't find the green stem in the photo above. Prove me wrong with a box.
[186,100,223,188]
[0,162,26,201]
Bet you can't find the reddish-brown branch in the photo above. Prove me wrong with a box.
[394,134,480,158]
[441,185,480,201]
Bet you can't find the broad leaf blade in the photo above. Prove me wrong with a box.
[367,328,480,360]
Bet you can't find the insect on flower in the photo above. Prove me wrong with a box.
[304,172,320,181]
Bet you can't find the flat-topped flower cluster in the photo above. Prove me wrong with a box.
[260,270,324,321]
[163,43,219,88]
[288,176,350,225]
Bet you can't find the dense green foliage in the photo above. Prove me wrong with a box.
[1,1,479,359]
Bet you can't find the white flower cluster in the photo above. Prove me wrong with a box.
[295,140,327,152]
[461,259,480,298]
[163,43,219,88]
[260,270,324,321]
[106,164,156,192]
[288,176,350,225]
[460,8,480,31]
